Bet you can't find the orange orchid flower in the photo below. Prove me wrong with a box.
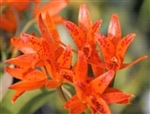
[0,0,32,32]
[63,51,134,114]
[96,14,148,71]
[5,11,73,102]
[64,4,105,77]
[5,41,72,103]
[0,0,68,32]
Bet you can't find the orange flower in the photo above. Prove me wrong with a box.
[96,14,148,71]
[5,12,73,102]
[64,4,105,77]
[63,51,134,114]
[0,0,68,32]
[0,0,32,32]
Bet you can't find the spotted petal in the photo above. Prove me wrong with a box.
[96,33,115,62]
[108,14,121,45]
[57,45,72,69]
[78,4,92,33]
[64,21,86,49]
[9,80,46,91]
[86,70,115,94]
[117,34,136,63]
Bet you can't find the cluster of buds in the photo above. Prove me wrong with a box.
[5,3,147,114]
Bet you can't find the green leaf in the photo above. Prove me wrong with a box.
[0,88,54,114]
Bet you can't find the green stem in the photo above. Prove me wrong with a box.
[57,85,68,103]
[20,18,36,34]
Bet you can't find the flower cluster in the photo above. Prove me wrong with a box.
[5,3,147,114]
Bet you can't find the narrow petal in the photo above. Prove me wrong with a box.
[64,21,86,49]
[11,91,25,104]
[59,69,74,82]
[5,53,37,66]
[45,80,61,88]
[41,39,55,60]
[57,45,72,69]
[96,33,115,62]
[11,38,36,53]
[86,70,115,94]
[52,14,66,24]
[74,81,87,101]
[89,93,111,114]
[9,80,46,91]
[44,12,60,44]
[35,0,68,18]
[108,14,121,45]
[120,55,148,69]
[21,33,42,52]
[89,50,105,77]
[101,92,134,104]
[5,67,24,80]
[23,69,46,81]
[87,20,102,48]
[38,14,54,45]
[63,95,87,114]
[44,60,57,80]
[78,4,92,33]
[117,99,131,104]
[73,51,87,82]
[117,34,136,62]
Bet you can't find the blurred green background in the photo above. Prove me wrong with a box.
[0,0,150,114]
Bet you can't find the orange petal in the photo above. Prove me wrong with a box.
[117,99,131,104]
[45,80,61,88]
[9,80,46,91]
[52,14,66,24]
[87,20,102,49]
[23,69,46,81]
[5,67,24,80]
[5,53,37,66]
[117,34,136,62]
[44,60,57,80]
[11,91,25,104]
[63,95,87,114]
[96,33,115,62]
[21,33,42,52]
[104,87,122,93]
[108,14,121,45]
[41,39,55,60]
[38,14,54,46]
[35,0,68,18]
[44,12,60,44]
[57,45,72,69]
[89,93,111,114]
[73,51,87,82]
[101,92,134,104]
[86,70,115,94]
[78,4,92,33]
[120,55,148,69]
[74,81,87,101]
[64,21,86,49]
[59,69,74,82]
[89,50,105,77]
[11,38,36,53]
